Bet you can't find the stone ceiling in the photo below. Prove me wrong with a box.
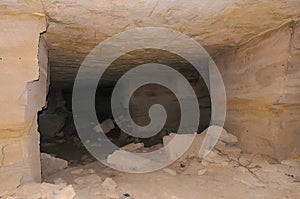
[5,0,300,87]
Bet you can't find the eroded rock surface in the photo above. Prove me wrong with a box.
[214,20,300,160]
[40,0,300,86]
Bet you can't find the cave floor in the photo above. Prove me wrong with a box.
[42,151,300,199]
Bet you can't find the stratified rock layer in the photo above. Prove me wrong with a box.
[214,21,300,160]
[41,0,300,86]
[0,0,48,187]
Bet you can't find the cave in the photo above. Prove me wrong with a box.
[1,1,300,198]
[38,47,212,166]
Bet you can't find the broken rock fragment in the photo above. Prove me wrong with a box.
[163,133,205,161]
[163,168,177,176]
[102,177,118,190]
[93,118,115,133]
[218,128,238,145]
[197,168,208,176]
[54,185,76,199]
[107,150,151,170]
[12,182,77,199]
[121,142,144,152]
[41,153,68,177]
[281,158,300,168]
[74,174,102,185]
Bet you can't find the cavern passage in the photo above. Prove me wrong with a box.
[1,0,300,198]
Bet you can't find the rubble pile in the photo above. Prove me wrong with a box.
[3,126,300,199]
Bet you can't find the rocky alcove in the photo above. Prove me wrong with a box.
[0,1,300,198]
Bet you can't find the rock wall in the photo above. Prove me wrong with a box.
[0,0,48,193]
[130,77,211,133]
[276,21,300,159]
[214,20,300,160]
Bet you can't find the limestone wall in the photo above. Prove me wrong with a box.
[0,1,47,193]
[214,21,300,160]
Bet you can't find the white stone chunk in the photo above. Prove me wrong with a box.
[107,150,151,170]
[163,168,177,176]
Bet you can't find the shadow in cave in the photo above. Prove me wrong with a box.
[38,49,212,166]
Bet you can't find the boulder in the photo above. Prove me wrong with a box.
[39,113,66,138]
